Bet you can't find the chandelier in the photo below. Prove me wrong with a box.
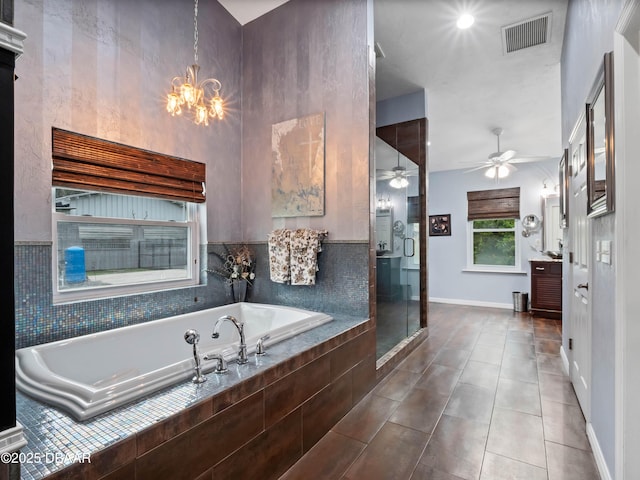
[166,0,224,126]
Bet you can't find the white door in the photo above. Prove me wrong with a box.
[568,114,591,417]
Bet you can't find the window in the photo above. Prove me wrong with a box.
[466,187,521,272]
[469,219,518,268]
[51,129,204,302]
[53,189,199,302]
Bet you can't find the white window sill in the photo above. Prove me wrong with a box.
[462,268,527,274]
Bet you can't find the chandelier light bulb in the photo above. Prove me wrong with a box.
[195,104,209,126]
[166,90,182,116]
[182,82,196,106]
[211,94,224,120]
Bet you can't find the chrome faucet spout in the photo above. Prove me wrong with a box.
[212,315,248,364]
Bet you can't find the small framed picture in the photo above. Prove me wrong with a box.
[429,214,451,236]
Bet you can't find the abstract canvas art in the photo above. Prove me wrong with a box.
[272,112,325,217]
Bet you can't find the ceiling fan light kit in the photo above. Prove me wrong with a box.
[389,175,409,189]
[485,164,510,179]
[376,139,417,189]
[465,126,550,181]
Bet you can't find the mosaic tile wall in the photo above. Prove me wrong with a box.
[15,242,369,349]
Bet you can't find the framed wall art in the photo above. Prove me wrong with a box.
[271,112,325,217]
[429,214,451,236]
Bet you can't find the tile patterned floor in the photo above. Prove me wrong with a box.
[279,303,601,480]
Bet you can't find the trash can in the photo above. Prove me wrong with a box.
[512,291,528,312]
[65,246,87,283]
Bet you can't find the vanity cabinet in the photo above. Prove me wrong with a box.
[530,260,562,319]
[376,256,401,301]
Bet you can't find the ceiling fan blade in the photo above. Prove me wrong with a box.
[508,155,553,164]
[464,164,490,173]
[376,173,395,180]
[498,149,517,161]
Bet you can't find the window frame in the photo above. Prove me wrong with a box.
[466,217,522,273]
[52,190,201,304]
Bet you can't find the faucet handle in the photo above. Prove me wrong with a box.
[256,334,271,355]
[203,353,228,374]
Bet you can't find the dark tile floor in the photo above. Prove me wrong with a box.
[279,303,601,480]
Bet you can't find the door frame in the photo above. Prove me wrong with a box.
[565,111,592,420]
[614,2,640,478]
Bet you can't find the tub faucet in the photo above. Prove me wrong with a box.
[184,329,207,384]
[212,315,248,364]
[256,334,271,355]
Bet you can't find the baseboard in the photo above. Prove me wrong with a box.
[587,422,613,480]
[429,297,513,310]
[560,345,570,376]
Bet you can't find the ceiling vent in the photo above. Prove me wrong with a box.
[501,12,552,54]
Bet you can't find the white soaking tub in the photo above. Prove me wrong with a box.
[15,303,333,421]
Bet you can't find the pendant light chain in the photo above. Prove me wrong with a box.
[193,0,199,64]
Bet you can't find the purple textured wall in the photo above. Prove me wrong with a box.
[14,0,242,242]
[241,0,371,242]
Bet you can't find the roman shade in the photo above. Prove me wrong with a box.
[407,196,420,224]
[52,128,206,203]
[467,187,520,221]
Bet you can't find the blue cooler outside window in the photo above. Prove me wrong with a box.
[65,246,87,283]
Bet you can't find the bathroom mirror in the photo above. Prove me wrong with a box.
[542,194,562,253]
[376,208,393,253]
[521,214,541,237]
[586,51,615,217]
[558,148,569,228]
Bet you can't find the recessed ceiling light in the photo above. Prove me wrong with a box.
[457,13,475,29]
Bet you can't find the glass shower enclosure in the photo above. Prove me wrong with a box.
[375,135,423,360]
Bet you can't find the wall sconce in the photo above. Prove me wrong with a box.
[541,180,559,197]
[377,196,391,210]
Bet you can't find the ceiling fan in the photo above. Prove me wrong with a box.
[466,127,549,180]
[376,151,418,189]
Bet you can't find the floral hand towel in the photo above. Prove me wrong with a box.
[290,228,328,285]
[268,228,291,283]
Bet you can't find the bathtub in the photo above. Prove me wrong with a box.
[15,303,333,421]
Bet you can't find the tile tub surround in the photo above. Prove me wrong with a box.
[16,313,374,480]
[14,241,369,349]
